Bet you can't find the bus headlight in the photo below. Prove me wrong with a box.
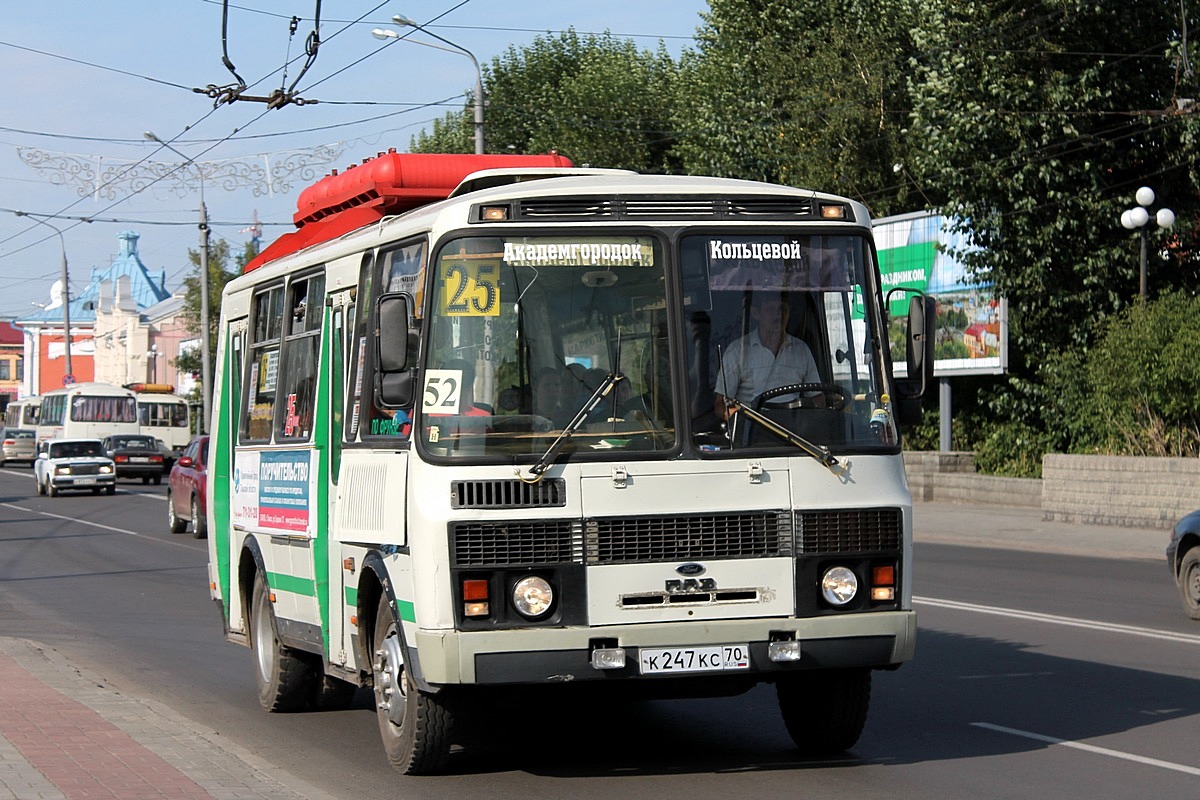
[821,566,858,606]
[512,576,554,619]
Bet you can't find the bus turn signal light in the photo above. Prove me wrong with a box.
[463,579,490,618]
[871,565,895,601]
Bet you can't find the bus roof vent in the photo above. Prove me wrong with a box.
[514,195,816,221]
[450,478,567,509]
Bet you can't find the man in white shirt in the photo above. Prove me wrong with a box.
[713,292,821,419]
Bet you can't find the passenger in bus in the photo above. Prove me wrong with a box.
[713,291,821,419]
[533,367,571,427]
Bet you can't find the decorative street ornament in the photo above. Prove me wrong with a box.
[16,143,345,201]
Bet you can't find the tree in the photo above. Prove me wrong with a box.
[901,0,1200,472]
[673,0,922,215]
[173,238,249,400]
[412,30,683,172]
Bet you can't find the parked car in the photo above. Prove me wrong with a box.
[100,434,166,484]
[1,428,37,467]
[35,438,117,496]
[168,435,208,538]
[1168,510,1200,620]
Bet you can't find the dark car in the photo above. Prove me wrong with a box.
[168,435,208,538]
[101,434,166,484]
[1167,510,1200,620]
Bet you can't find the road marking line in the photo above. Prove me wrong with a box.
[972,722,1200,776]
[1,502,142,535]
[0,502,198,550]
[915,595,1200,645]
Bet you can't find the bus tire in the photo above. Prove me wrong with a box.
[168,492,187,534]
[312,674,358,711]
[191,496,207,539]
[777,668,871,755]
[250,572,313,712]
[372,594,453,775]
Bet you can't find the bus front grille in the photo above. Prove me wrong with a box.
[451,520,582,567]
[796,508,903,553]
[450,478,566,509]
[586,511,792,564]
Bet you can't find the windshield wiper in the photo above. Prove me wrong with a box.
[720,394,846,476]
[524,371,625,480]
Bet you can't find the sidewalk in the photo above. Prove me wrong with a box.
[913,501,1170,562]
[0,501,1169,799]
[0,637,339,800]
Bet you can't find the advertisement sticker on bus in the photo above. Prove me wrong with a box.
[232,450,313,534]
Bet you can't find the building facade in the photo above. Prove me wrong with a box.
[13,230,193,397]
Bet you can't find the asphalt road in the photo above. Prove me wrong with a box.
[0,464,1196,799]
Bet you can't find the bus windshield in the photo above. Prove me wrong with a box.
[417,234,673,459]
[413,230,895,461]
[682,232,895,452]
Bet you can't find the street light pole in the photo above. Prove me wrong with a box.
[145,132,212,433]
[1120,186,1176,300]
[16,212,72,382]
[376,14,484,154]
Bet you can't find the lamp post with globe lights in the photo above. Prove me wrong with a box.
[1120,186,1175,299]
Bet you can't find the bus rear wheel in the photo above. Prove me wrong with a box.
[372,594,453,775]
[250,572,313,712]
[777,668,871,755]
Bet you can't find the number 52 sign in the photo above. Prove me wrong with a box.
[437,260,499,316]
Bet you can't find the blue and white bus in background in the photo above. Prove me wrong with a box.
[129,383,192,460]
[35,382,139,445]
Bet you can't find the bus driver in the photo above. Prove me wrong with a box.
[713,291,821,420]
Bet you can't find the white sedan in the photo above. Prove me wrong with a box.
[34,438,117,497]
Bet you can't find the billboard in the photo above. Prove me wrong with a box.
[873,211,1008,377]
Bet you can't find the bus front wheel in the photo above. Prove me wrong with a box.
[372,594,453,775]
[777,667,871,755]
[250,572,313,712]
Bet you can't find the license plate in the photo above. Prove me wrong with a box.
[638,644,750,675]
[130,457,149,463]
[75,478,96,485]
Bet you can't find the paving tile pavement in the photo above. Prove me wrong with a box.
[0,637,339,800]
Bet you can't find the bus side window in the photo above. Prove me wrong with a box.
[277,272,325,441]
[242,285,284,441]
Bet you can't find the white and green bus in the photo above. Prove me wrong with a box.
[207,152,934,774]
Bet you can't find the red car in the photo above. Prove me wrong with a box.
[168,435,208,538]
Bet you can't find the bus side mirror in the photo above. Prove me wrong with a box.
[905,294,936,394]
[376,293,414,408]
[886,290,936,425]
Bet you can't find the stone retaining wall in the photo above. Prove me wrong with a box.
[904,451,1199,529]
[1041,454,1198,529]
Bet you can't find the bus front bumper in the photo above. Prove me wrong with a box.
[413,610,916,686]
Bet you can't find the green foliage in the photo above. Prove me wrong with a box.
[172,238,249,401]
[674,0,922,215]
[1048,292,1200,456]
[412,30,683,172]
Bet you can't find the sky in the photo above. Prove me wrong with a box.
[0,1,710,321]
